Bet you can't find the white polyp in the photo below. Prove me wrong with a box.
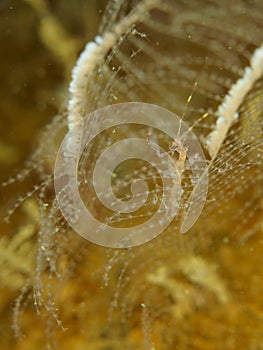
[95,35,103,45]
[67,0,160,131]
[206,43,263,158]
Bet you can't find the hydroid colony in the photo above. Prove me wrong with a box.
[0,0,262,349]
